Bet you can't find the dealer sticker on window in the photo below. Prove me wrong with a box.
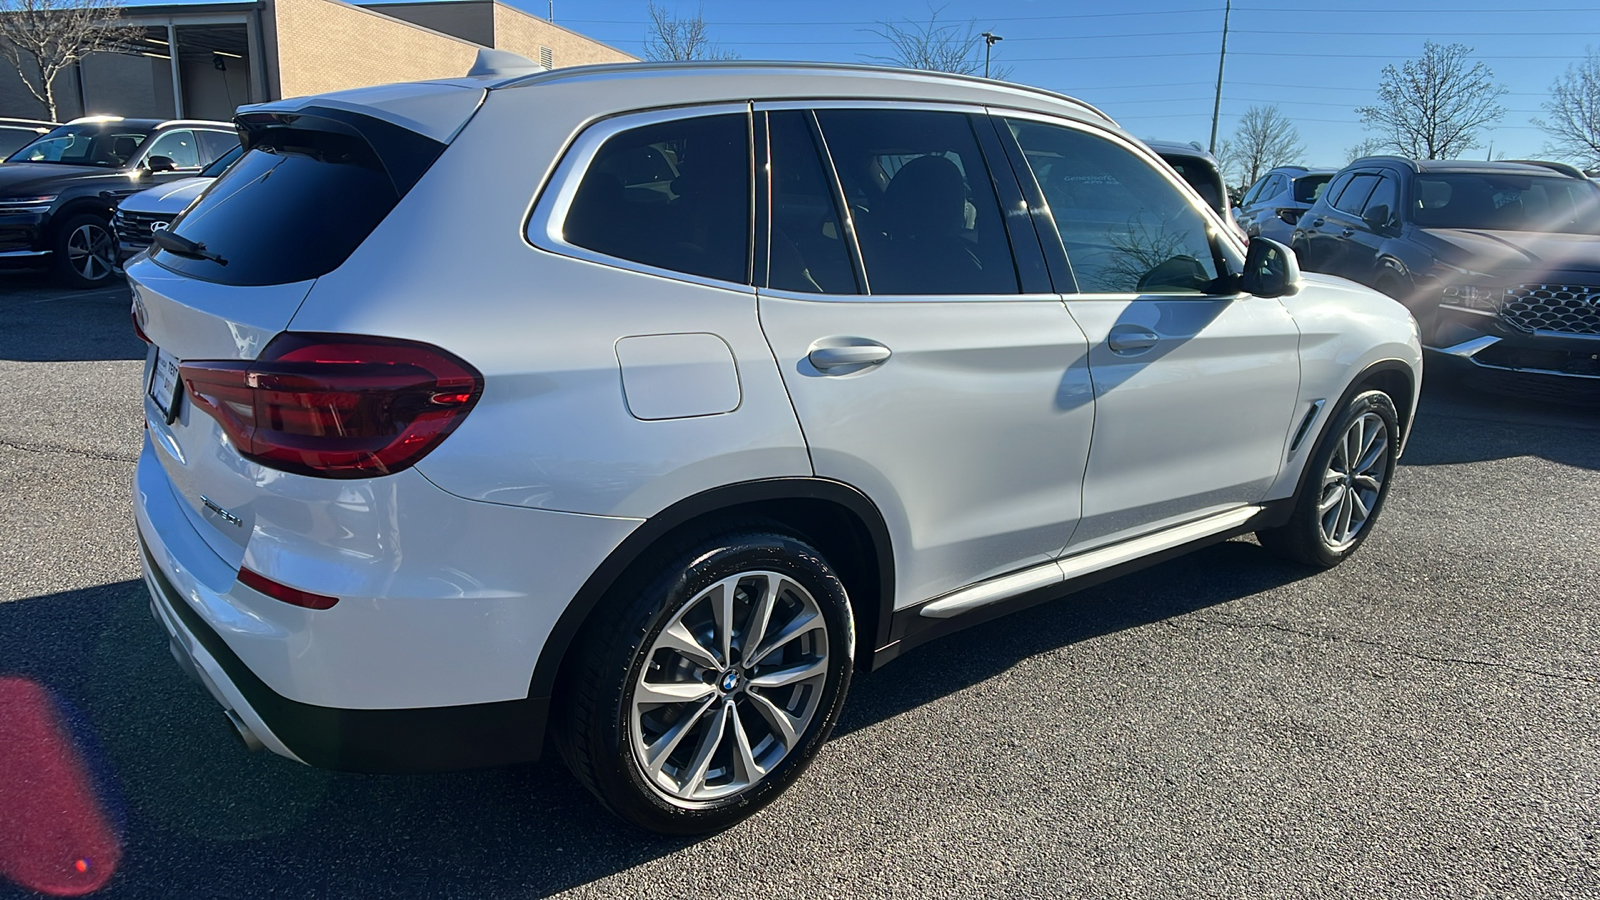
[148,347,182,423]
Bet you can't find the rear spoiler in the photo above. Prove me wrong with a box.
[233,106,447,199]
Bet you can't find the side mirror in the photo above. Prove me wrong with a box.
[1240,236,1302,298]
[1362,204,1392,233]
[144,155,176,174]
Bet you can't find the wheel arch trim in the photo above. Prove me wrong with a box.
[527,477,897,706]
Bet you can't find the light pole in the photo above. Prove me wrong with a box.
[981,31,1002,79]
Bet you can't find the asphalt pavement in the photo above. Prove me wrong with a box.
[1,276,1596,899]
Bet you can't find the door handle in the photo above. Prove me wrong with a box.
[808,343,891,370]
[1311,218,1325,227]
[1340,228,1354,237]
[1107,331,1160,353]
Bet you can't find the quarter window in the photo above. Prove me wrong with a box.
[765,110,857,294]
[563,113,752,285]
[814,109,1019,296]
[1008,119,1226,295]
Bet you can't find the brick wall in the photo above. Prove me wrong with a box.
[270,0,480,99]
[490,4,634,70]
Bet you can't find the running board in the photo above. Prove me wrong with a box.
[918,505,1265,619]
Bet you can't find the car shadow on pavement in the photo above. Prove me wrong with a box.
[0,542,1316,898]
[835,539,1315,740]
[1400,373,1600,471]
[0,278,143,363]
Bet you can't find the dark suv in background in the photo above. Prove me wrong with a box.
[0,116,236,286]
[1292,157,1600,383]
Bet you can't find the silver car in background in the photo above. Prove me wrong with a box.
[1236,165,1336,243]
[115,144,243,262]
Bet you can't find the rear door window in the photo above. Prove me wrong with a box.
[813,108,1019,295]
[563,112,751,285]
[765,110,857,294]
[156,115,442,286]
[1362,174,1399,222]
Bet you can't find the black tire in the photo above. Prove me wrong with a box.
[1257,389,1400,568]
[553,525,855,835]
[52,212,118,289]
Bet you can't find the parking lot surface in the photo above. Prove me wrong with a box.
[1,278,1596,899]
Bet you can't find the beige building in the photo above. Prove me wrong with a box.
[0,0,635,122]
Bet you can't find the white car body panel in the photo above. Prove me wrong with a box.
[1062,293,1303,550]
[239,80,487,143]
[758,292,1096,609]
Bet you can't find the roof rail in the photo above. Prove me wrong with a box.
[494,60,1116,126]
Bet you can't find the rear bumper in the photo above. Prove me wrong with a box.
[132,433,640,772]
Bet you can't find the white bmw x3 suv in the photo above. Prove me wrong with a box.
[130,59,1421,834]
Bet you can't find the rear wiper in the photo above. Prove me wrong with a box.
[152,229,227,265]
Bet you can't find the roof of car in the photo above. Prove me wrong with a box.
[490,60,1117,126]
[1143,139,1218,163]
[1349,155,1582,177]
[60,117,232,130]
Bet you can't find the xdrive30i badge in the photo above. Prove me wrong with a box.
[200,495,243,527]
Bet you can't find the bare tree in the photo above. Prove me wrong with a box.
[1533,48,1600,167]
[643,1,736,62]
[1355,41,1507,159]
[0,0,139,120]
[1344,136,1387,163]
[1218,104,1303,187]
[865,5,1010,80]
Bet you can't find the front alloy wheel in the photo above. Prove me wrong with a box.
[556,526,854,834]
[1257,389,1400,568]
[1317,410,1390,551]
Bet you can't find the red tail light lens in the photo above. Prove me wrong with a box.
[131,300,150,343]
[179,333,483,479]
[238,567,339,610]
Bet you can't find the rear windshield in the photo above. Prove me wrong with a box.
[1411,173,1600,234]
[1292,174,1332,204]
[1162,156,1226,214]
[154,118,440,286]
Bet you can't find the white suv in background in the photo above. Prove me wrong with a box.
[130,59,1421,834]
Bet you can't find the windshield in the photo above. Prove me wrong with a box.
[6,122,153,168]
[200,143,244,178]
[1411,172,1600,234]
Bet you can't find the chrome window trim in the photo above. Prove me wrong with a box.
[526,101,758,294]
[756,285,1066,305]
[994,107,1248,301]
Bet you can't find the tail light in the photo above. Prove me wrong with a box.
[1276,208,1304,226]
[131,299,149,343]
[178,332,483,479]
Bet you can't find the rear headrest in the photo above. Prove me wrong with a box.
[882,155,967,239]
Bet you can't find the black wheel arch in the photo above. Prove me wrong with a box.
[48,199,115,239]
[529,477,897,708]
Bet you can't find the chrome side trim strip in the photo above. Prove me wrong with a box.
[1432,335,1500,358]
[0,248,50,258]
[920,505,1263,619]
[918,561,1063,620]
[1056,505,1262,582]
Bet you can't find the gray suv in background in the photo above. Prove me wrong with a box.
[1236,165,1336,243]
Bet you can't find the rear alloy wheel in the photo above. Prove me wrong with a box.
[1258,390,1399,568]
[54,213,117,288]
[556,527,854,834]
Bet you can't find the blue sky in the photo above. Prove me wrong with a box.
[520,0,1599,165]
